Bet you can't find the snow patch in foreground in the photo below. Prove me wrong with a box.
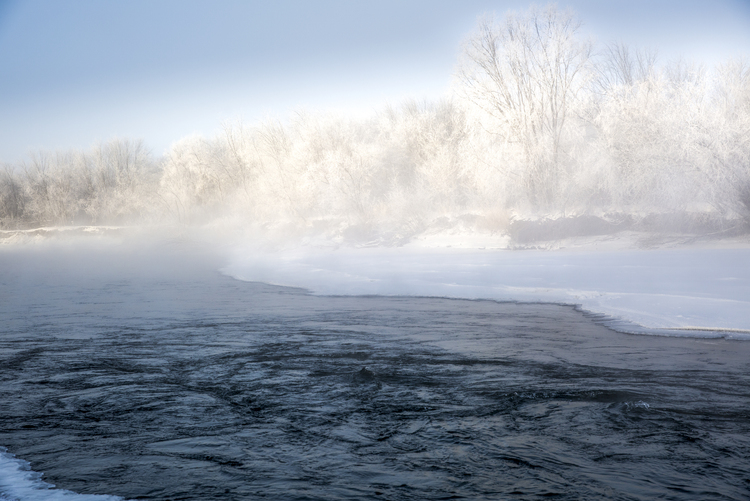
[221,245,750,339]
[0,448,124,501]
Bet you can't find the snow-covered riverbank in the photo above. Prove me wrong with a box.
[222,231,750,339]
[3,224,749,339]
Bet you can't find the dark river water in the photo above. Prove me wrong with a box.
[1,242,749,500]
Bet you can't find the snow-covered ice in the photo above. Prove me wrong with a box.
[222,240,750,339]
[0,448,123,501]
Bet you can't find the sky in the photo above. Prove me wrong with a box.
[1,0,749,163]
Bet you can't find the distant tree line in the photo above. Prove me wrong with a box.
[1,139,159,228]
[2,4,748,240]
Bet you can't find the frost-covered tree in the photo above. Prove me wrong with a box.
[82,139,157,223]
[702,58,750,222]
[0,140,157,227]
[0,165,26,226]
[595,42,657,91]
[3,3,749,241]
[158,136,223,223]
[457,4,593,208]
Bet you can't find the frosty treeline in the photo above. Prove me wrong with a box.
[2,5,749,241]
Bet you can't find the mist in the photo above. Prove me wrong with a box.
[1,5,748,247]
[3,5,750,500]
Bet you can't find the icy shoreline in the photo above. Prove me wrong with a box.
[221,234,750,340]
[2,224,749,339]
[0,448,123,501]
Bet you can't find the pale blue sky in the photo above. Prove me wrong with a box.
[1,0,749,162]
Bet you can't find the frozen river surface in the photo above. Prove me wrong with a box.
[223,244,750,336]
[1,242,749,500]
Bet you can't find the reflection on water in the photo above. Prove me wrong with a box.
[1,244,749,500]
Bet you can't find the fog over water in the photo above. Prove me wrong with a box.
[1,240,750,500]
[1,2,750,500]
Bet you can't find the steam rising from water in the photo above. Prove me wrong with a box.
[1,241,750,500]
[1,5,749,501]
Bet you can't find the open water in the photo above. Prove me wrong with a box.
[1,242,749,500]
